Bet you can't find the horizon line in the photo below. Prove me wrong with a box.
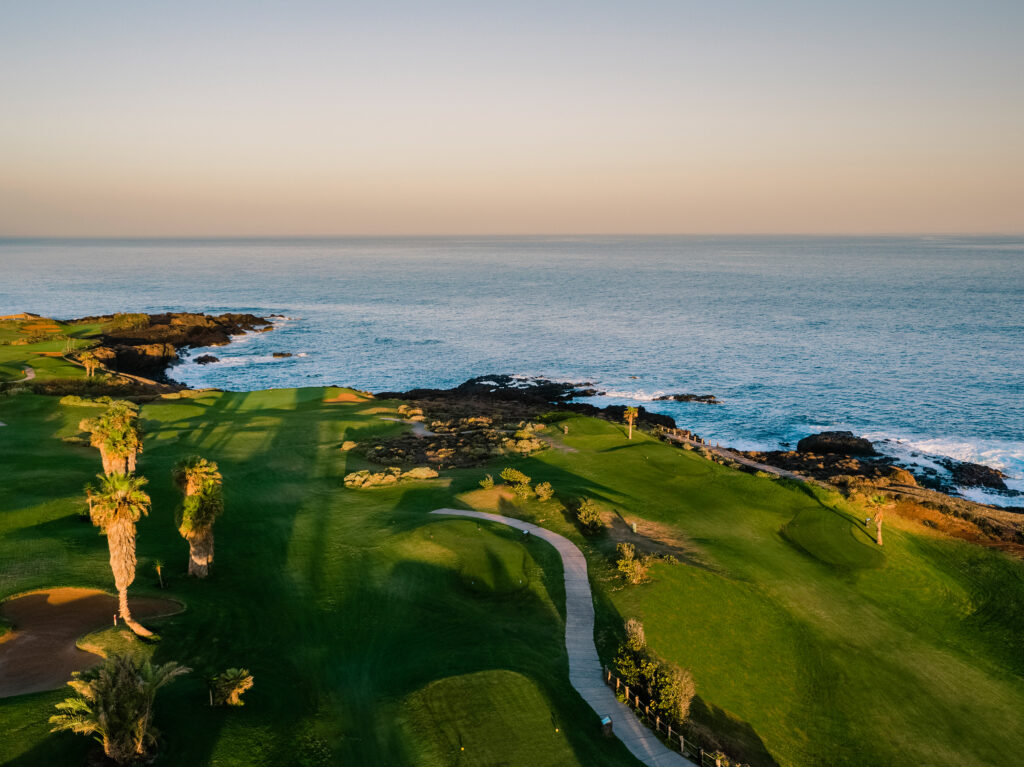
[2,231,1023,241]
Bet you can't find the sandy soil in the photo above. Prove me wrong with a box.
[324,390,371,403]
[0,588,182,698]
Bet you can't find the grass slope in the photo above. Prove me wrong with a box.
[1,389,1022,766]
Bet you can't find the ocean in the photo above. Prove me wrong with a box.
[2,235,1021,502]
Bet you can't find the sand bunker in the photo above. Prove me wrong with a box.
[0,588,182,698]
[324,390,371,403]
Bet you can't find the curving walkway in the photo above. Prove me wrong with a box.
[430,509,689,767]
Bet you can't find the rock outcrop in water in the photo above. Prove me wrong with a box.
[653,393,720,404]
[796,431,878,457]
[939,459,1008,490]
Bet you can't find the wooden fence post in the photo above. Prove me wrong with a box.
[616,677,620,691]
[624,685,629,699]
[655,715,660,731]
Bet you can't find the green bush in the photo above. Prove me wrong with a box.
[576,498,604,534]
[534,481,554,502]
[500,467,530,485]
[479,474,494,490]
[512,482,533,500]
[616,542,648,584]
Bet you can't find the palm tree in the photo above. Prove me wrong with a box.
[78,350,100,378]
[210,668,255,706]
[79,401,142,475]
[173,456,224,577]
[624,406,638,440]
[87,473,152,636]
[50,654,190,765]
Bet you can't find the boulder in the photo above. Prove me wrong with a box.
[272,352,292,358]
[885,466,918,487]
[401,466,439,480]
[194,354,219,365]
[653,393,720,404]
[796,431,878,457]
[946,460,1008,490]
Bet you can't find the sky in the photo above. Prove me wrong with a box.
[1,1,1022,236]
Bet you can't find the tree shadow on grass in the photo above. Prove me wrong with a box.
[689,696,781,767]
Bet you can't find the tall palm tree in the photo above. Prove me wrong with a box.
[87,473,151,635]
[50,654,190,765]
[173,457,224,577]
[78,350,100,378]
[624,406,638,440]
[79,401,142,475]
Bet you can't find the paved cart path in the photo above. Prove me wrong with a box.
[430,509,690,767]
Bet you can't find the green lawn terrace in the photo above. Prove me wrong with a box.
[2,378,1024,765]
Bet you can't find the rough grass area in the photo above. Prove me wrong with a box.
[1,390,1022,766]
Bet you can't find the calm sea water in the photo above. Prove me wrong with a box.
[2,236,1022,501]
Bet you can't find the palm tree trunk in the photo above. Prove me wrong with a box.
[108,517,152,636]
[187,529,214,577]
[628,421,633,440]
[100,449,127,476]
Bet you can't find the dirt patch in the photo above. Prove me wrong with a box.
[324,390,371,403]
[540,435,577,453]
[604,512,712,569]
[0,588,182,698]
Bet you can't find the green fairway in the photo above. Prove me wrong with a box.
[1,388,1023,766]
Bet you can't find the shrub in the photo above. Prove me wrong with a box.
[512,482,533,499]
[619,557,648,584]
[479,473,494,490]
[613,618,697,727]
[651,662,696,723]
[616,542,648,584]
[500,467,531,485]
[576,497,604,533]
[210,668,254,706]
[534,481,554,501]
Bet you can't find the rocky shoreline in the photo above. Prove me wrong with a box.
[377,374,678,429]
[72,311,272,383]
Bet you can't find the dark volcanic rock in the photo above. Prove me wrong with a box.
[796,431,878,457]
[653,393,720,404]
[272,352,293,358]
[939,459,1008,490]
[194,355,219,365]
[377,375,677,429]
[378,375,598,406]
